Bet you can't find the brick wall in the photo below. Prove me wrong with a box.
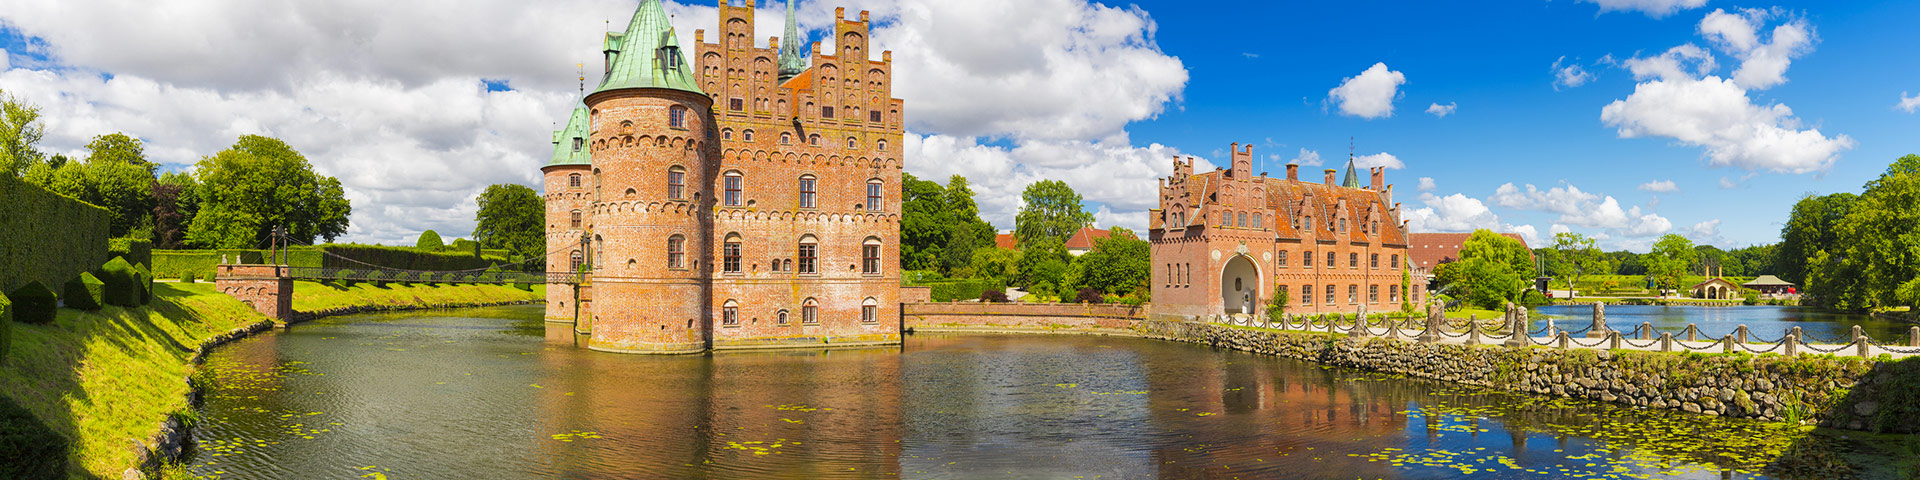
[214,264,291,321]
[903,302,1145,333]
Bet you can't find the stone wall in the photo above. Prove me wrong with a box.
[1132,319,1920,432]
[214,264,292,321]
[903,302,1143,335]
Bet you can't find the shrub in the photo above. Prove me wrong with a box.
[979,289,1009,303]
[1521,289,1548,305]
[0,394,69,479]
[1743,291,1762,306]
[97,257,142,307]
[61,273,104,312]
[8,281,58,324]
[1074,287,1104,304]
[927,278,1004,302]
[108,236,153,269]
[135,263,154,305]
[0,294,10,363]
[181,271,197,283]
[0,176,110,295]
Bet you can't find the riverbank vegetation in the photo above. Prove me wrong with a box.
[1782,155,1920,313]
[900,177,1150,305]
[292,280,545,313]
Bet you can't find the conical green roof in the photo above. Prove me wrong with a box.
[1341,156,1361,188]
[594,0,704,96]
[549,102,591,166]
[778,0,807,81]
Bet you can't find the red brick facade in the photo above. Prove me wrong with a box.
[1148,144,1422,319]
[544,3,903,354]
[215,264,292,321]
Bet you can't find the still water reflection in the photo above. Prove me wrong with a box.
[1533,304,1910,342]
[188,306,1912,479]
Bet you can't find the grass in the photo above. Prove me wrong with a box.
[291,280,545,313]
[0,282,264,478]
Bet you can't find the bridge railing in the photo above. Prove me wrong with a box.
[284,267,589,285]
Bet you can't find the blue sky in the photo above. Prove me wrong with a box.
[1,0,1915,250]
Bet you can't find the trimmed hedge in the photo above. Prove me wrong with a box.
[98,257,141,307]
[0,294,9,363]
[108,237,152,269]
[0,394,68,479]
[8,281,58,324]
[134,263,153,305]
[62,273,104,311]
[0,176,110,294]
[321,244,503,271]
[926,278,1006,302]
[152,248,325,281]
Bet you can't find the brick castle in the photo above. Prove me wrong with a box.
[1149,145,1422,319]
[543,0,903,354]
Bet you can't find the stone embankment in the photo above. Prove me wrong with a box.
[288,299,539,324]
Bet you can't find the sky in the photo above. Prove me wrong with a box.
[1,0,1916,252]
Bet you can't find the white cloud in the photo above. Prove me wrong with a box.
[1353,152,1404,169]
[1899,92,1920,113]
[1425,102,1456,118]
[1623,44,1718,82]
[1637,180,1679,193]
[1687,218,1723,240]
[1402,193,1503,232]
[1417,177,1436,191]
[1698,8,1812,90]
[1578,0,1708,18]
[1490,182,1599,215]
[904,133,1194,232]
[1552,56,1594,90]
[1288,147,1322,166]
[1549,224,1573,236]
[1327,62,1405,119]
[1719,176,1739,189]
[1491,182,1670,237]
[1508,224,1541,247]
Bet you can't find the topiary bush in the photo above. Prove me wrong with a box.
[8,281,58,324]
[135,263,153,305]
[0,394,69,479]
[61,273,104,312]
[97,257,141,307]
[181,271,197,283]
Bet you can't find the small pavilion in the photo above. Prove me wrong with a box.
[1690,278,1741,300]
[1743,275,1796,295]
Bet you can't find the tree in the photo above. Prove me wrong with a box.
[1015,236,1070,295]
[416,230,444,249]
[1433,230,1533,310]
[1644,234,1697,296]
[1070,227,1149,296]
[898,173,949,271]
[152,172,200,249]
[0,89,45,177]
[1776,193,1856,285]
[85,133,155,175]
[187,135,351,248]
[1013,180,1093,246]
[966,246,1022,285]
[24,141,157,237]
[473,183,545,266]
[1830,154,1920,311]
[1548,232,1605,293]
[939,175,995,273]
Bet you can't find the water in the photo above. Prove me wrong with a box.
[187,306,1917,479]
[1533,304,1911,343]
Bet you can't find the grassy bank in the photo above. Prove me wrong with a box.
[0,282,264,478]
[291,280,546,313]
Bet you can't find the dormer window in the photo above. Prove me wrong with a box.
[659,46,682,71]
[571,137,583,152]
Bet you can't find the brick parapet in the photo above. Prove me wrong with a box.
[213,264,292,322]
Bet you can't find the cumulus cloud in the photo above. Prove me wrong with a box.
[1578,0,1708,18]
[1327,62,1405,119]
[1900,92,1920,113]
[904,133,1196,233]
[1508,224,1542,247]
[1549,224,1573,236]
[1425,102,1456,118]
[1353,152,1404,169]
[1490,182,1671,237]
[1686,218,1724,243]
[1288,148,1322,166]
[1417,177,1436,191]
[1552,56,1594,90]
[1637,180,1679,193]
[1601,11,1850,175]
[1490,182,1599,216]
[1402,193,1503,232]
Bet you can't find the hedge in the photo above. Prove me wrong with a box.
[108,237,152,269]
[152,248,325,281]
[0,394,68,479]
[8,281,58,324]
[98,257,141,307]
[134,263,153,305]
[927,278,1006,302]
[320,244,504,271]
[0,294,10,363]
[0,176,110,294]
[62,273,103,312]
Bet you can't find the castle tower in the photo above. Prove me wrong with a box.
[581,0,715,353]
[543,102,592,323]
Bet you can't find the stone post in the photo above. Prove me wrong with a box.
[1466,319,1482,345]
[1685,323,1699,342]
[1659,332,1673,352]
[1852,325,1864,343]
[1505,311,1530,347]
[1783,334,1798,356]
[1276,314,1289,330]
[1722,335,1736,353]
[1349,313,1369,338]
[1555,331,1569,349]
[1516,305,1532,338]
[1857,335,1871,358]
[1588,301,1609,338]
[1910,326,1919,347]
[1607,331,1622,350]
[1639,322,1654,340]
[1419,308,1444,343]
[1735,325,1749,344]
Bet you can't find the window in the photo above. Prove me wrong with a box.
[862,298,878,323]
[809,134,821,146]
[1238,213,1247,227]
[1390,285,1400,302]
[668,166,686,200]
[1370,254,1379,269]
[1252,214,1262,229]
[822,106,835,119]
[722,129,733,140]
[1221,211,1232,228]
[1348,285,1359,304]
[878,139,888,151]
[669,105,687,128]
[866,180,883,211]
[723,235,742,273]
[730,98,744,111]
[1303,251,1314,268]
[1325,284,1335,305]
[570,250,584,272]
[1302,284,1313,305]
[667,235,686,269]
[802,299,819,324]
[781,132,792,145]
[1369,285,1379,304]
[723,172,743,206]
[723,301,739,326]
[572,137,583,152]
[1349,253,1358,268]
[870,110,882,122]
[777,310,789,325]
[569,210,582,228]
[795,175,817,208]
[568,173,581,188]
[798,236,818,274]
[862,238,881,274]
[1391,254,1400,269]
[743,130,754,141]
[1277,251,1288,268]
[1327,252,1336,268]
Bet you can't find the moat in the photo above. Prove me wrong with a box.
[187,306,1917,479]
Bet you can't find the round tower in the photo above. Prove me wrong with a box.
[580,0,715,354]
[543,103,593,324]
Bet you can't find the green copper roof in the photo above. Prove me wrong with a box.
[549,102,591,166]
[594,0,703,96]
[777,0,807,81]
[1341,156,1361,188]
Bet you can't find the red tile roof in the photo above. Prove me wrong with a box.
[995,233,1017,250]
[1167,170,1409,246]
[1063,227,1111,250]
[1406,232,1531,270]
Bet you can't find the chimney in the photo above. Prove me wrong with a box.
[836,7,845,20]
[1370,166,1384,191]
[1324,169,1337,186]
[1286,164,1299,181]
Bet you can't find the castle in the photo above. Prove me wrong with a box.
[1148,145,1422,319]
[543,0,904,354]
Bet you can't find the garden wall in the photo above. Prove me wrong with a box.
[903,302,1145,335]
[0,176,109,292]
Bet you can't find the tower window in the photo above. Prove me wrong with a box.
[822,106,835,119]
[722,301,738,326]
[724,171,743,206]
[570,250,584,272]
[870,110,882,123]
[802,299,819,324]
[667,235,686,269]
[777,310,790,325]
[781,132,792,145]
[723,235,742,273]
[572,137,583,152]
[722,129,733,140]
[669,105,687,128]
[569,210,582,228]
[743,130,754,141]
[799,175,816,208]
[866,179,883,212]
[798,236,818,274]
[862,238,881,275]
[568,173,581,188]
[862,298,878,323]
[809,134,821,146]
[730,98,744,111]
[667,166,686,200]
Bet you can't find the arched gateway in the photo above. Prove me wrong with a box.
[1221,255,1259,315]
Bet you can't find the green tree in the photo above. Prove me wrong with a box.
[1644,234,1697,296]
[0,89,45,177]
[1015,236,1071,294]
[416,230,444,249]
[1433,230,1533,310]
[473,183,545,266]
[187,135,351,248]
[1069,227,1149,296]
[1776,193,1855,285]
[24,141,157,237]
[85,133,155,175]
[1831,154,1920,311]
[1549,232,1606,293]
[898,173,949,271]
[152,172,200,249]
[939,175,995,273]
[965,246,1022,285]
[1013,180,1093,246]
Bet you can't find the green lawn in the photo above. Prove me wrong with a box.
[290,280,545,313]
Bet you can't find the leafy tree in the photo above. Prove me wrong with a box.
[0,89,44,177]
[1015,236,1070,293]
[24,140,157,237]
[1549,232,1607,293]
[1609,250,1647,276]
[1776,193,1856,285]
[939,175,995,273]
[899,173,950,271]
[1433,230,1533,310]
[1069,227,1149,296]
[1013,180,1093,246]
[152,172,200,249]
[85,133,155,175]
[1644,234,1697,295]
[473,183,544,265]
[187,135,351,248]
[965,246,1022,285]
[1831,154,1920,310]
[416,230,444,249]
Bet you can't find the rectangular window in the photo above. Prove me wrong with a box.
[1237,213,1247,227]
[723,306,738,326]
[822,106,835,119]
[1348,285,1359,304]
[863,245,880,274]
[1252,214,1261,229]
[1327,252,1336,268]
[1390,285,1400,302]
[1349,253,1358,268]
[668,170,685,199]
[798,244,817,274]
[862,305,877,323]
[1303,251,1314,268]
[723,242,741,273]
[730,98,744,111]
[866,182,883,211]
[870,110,882,122]
[803,305,818,324]
[799,177,816,208]
[1370,254,1379,269]
[1325,284,1335,305]
[1369,285,1379,304]
[572,137,583,152]
[1391,254,1400,269]
[1277,251,1288,268]
[668,238,685,269]
[569,211,581,228]
[724,175,742,206]
[1302,284,1313,305]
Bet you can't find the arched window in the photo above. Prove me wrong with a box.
[723,171,743,206]
[781,132,792,145]
[861,297,878,323]
[809,134,821,146]
[667,166,686,200]
[802,298,819,324]
[1221,210,1233,228]
[862,237,881,275]
[798,175,817,208]
[877,139,888,151]
[847,137,857,148]
[1238,212,1247,227]
[570,250,584,272]
[797,235,818,274]
[865,179,883,212]
[722,300,739,326]
[743,130,754,141]
[667,235,686,269]
[722,128,734,140]
[777,309,789,325]
[723,233,743,273]
[568,173,581,188]
[569,210,582,228]
[668,106,687,128]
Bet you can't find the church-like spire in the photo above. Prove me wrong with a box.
[593,0,703,96]
[778,0,807,81]
[1341,154,1361,188]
